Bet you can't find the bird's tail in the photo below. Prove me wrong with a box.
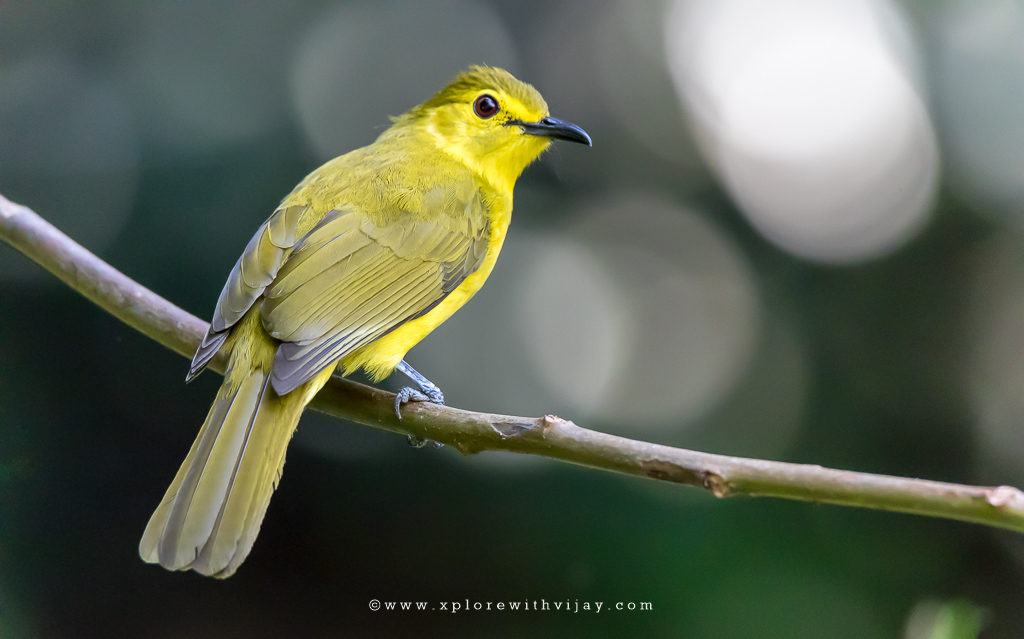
[139,357,325,578]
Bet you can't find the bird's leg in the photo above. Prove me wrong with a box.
[393,360,445,420]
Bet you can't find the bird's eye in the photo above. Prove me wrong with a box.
[473,94,499,119]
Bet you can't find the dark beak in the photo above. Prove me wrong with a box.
[513,116,592,146]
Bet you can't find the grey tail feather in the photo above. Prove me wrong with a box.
[139,367,298,577]
[186,328,229,382]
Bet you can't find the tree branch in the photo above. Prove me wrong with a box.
[3,191,1023,533]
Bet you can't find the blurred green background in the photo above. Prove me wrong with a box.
[2,0,1024,636]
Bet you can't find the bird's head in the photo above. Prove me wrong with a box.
[393,66,591,190]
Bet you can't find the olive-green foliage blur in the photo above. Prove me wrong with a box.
[1,1,1021,637]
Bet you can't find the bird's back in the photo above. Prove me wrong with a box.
[282,130,502,234]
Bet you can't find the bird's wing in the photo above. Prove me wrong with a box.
[260,204,490,394]
[187,205,305,381]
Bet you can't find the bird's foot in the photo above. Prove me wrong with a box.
[396,387,445,448]
[393,385,445,420]
[393,360,446,448]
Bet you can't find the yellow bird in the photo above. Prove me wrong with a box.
[139,66,590,577]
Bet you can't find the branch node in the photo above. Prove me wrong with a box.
[986,485,1024,510]
[0,193,27,220]
[542,414,575,432]
[702,471,729,498]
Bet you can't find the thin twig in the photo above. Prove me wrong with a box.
[3,191,1023,533]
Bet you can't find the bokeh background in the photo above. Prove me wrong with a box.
[2,0,1023,636]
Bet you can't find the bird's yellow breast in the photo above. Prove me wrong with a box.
[339,199,512,381]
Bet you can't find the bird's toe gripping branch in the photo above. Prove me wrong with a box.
[393,360,445,420]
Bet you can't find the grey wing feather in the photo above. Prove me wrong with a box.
[186,330,229,382]
[186,205,304,381]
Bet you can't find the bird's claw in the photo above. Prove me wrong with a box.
[394,385,445,420]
